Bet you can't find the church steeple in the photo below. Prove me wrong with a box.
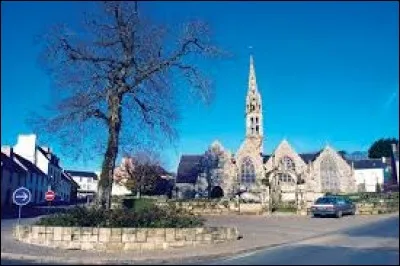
[248,55,258,94]
[245,55,263,142]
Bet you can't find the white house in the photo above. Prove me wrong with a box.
[4,134,75,203]
[65,170,98,199]
[353,159,385,192]
[1,147,48,207]
[111,182,132,196]
[1,150,27,209]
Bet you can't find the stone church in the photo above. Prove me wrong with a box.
[176,56,357,202]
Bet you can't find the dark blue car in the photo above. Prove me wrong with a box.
[311,196,356,218]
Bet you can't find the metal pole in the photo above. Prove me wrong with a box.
[17,205,21,238]
[237,165,240,214]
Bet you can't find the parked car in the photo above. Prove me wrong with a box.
[311,196,355,218]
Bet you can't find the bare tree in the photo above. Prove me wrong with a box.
[114,151,162,198]
[30,1,227,209]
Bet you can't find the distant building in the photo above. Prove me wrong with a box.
[353,159,385,192]
[1,150,26,209]
[65,170,98,199]
[2,134,76,205]
[111,182,132,196]
[176,56,357,201]
[63,171,79,204]
[12,134,65,195]
[1,147,48,208]
[345,151,369,161]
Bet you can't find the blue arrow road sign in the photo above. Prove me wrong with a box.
[12,187,31,206]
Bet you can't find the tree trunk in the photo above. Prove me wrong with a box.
[96,94,122,210]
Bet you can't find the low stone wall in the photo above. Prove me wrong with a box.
[165,201,267,215]
[13,225,239,252]
[238,203,264,215]
[168,201,233,215]
[356,202,399,215]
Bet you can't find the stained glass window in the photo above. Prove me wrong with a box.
[278,156,295,183]
[320,156,340,192]
[240,157,256,184]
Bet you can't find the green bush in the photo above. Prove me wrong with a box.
[122,198,156,211]
[35,205,205,228]
[333,192,399,204]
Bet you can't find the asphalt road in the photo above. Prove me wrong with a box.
[1,213,399,265]
[195,215,399,265]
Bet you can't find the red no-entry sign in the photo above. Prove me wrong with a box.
[45,190,55,202]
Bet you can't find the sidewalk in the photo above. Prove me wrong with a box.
[1,213,398,264]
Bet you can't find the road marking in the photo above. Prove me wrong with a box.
[215,250,262,263]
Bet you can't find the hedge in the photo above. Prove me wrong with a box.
[35,205,205,228]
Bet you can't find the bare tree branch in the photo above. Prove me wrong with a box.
[30,1,228,210]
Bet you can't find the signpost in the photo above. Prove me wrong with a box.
[12,187,31,237]
[45,190,55,202]
[45,190,55,214]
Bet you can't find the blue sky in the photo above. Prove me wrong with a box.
[1,1,399,172]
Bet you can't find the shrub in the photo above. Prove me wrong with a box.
[35,205,205,228]
[122,198,156,211]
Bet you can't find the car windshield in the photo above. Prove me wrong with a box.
[315,197,337,204]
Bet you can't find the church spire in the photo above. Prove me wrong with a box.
[248,54,258,94]
[245,54,263,143]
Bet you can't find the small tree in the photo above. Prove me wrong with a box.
[114,151,162,198]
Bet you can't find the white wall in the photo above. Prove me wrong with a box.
[354,168,384,192]
[13,134,36,164]
[111,182,132,196]
[72,176,98,194]
[36,151,49,178]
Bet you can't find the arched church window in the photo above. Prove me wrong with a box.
[320,156,340,192]
[240,157,256,185]
[280,156,295,172]
[278,156,295,184]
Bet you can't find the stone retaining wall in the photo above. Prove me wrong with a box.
[355,202,399,215]
[164,201,267,215]
[13,225,239,252]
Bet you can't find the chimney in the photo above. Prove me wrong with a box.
[14,134,37,164]
[1,146,14,159]
[392,143,399,158]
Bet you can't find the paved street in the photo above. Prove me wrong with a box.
[194,215,399,265]
[1,213,399,265]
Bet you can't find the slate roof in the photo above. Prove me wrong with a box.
[13,153,47,176]
[62,171,80,188]
[352,159,385,170]
[37,146,61,168]
[262,151,323,164]
[1,152,25,173]
[65,170,98,180]
[176,155,203,184]
[262,155,270,164]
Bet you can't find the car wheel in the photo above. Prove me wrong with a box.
[313,214,319,218]
[336,210,343,218]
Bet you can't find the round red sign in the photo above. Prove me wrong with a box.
[45,191,55,201]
